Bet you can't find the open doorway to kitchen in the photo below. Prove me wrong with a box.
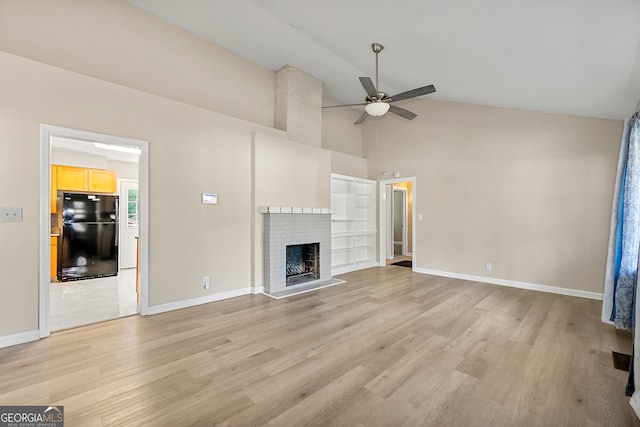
[379,177,416,269]
[39,125,149,337]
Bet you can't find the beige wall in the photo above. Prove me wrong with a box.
[251,132,332,287]
[330,151,368,179]
[0,50,285,336]
[0,0,275,127]
[365,99,623,293]
[0,0,362,341]
[108,160,139,181]
[321,96,364,157]
[51,148,109,170]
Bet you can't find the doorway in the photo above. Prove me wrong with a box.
[40,125,149,338]
[392,186,408,258]
[379,177,416,269]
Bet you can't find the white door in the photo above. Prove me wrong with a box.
[118,179,139,269]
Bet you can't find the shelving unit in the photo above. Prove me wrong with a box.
[331,173,377,275]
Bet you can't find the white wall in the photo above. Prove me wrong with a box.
[51,148,108,169]
[108,160,139,180]
[251,132,332,287]
[0,0,366,341]
[321,96,364,157]
[330,151,367,179]
[0,50,286,336]
[365,98,623,294]
[0,0,275,127]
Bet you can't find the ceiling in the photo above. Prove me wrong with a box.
[52,137,140,164]
[127,0,640,120]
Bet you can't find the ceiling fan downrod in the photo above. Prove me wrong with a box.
[372,43,383,93]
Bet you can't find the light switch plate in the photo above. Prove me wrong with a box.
[0,207,23,222]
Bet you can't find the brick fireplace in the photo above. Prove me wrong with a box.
[262,207,331,294]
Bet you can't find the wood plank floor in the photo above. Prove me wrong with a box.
[0,267,635,426]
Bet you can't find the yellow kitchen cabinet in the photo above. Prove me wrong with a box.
[51,165,58,213]
[56,165,89,191]
[54,165,117,193]
[89,169,117,193]
[50,236,57,280]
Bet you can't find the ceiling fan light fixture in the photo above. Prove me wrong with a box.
[365,101,390,117]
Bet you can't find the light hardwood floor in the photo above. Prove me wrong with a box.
[0,267,634,426]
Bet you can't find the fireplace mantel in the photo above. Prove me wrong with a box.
[259,206,332,214]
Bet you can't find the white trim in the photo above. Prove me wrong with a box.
[252,286,265,294]
[392,186,408,256]
[386,185,393,259]
[146,287,255,315]
[0,330,40,349]
[40,125,150,338]
[379,177,417,268]
[414,267,604,300]
[39,126,50,338]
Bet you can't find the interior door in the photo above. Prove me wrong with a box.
[118,179,139,269]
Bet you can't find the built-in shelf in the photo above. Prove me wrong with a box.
[331,173,377,276]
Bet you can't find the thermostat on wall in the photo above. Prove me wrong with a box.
[202,193,218,204]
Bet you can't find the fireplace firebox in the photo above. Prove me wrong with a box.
[285,243,319,286]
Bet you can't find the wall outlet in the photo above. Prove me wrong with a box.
[0,207,22,222]
[203,275,210,289]
[485,262,493,271]
[418,213,423,221]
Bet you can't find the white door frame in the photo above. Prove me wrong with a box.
[379,176,416,269]
[39,124,150,338]
[392,186,408,256]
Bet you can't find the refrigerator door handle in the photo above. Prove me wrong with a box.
[114,198,119,247]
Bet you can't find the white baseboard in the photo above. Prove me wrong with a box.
[0,330,40,349]
[146,287,254,315]
[252,286,265,294]
[414,267,604,300]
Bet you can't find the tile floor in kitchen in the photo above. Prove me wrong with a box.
[50,268,138,331]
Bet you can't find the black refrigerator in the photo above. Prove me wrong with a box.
[58,192,119,281]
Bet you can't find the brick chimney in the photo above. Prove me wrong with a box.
[274,65,322,147]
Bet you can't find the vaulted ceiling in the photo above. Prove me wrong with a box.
[128,0,640,120]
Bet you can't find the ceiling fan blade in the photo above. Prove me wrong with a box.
[354,111,369,125]
[389,85,436,102]
[322,103,367,109]
[388,104,417,120]
[359,77,378,97]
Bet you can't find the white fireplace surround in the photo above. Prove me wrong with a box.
[262,207,331,294]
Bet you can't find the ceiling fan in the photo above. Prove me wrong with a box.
[323,43,436,125]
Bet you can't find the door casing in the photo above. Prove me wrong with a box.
[40,124,150,338]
